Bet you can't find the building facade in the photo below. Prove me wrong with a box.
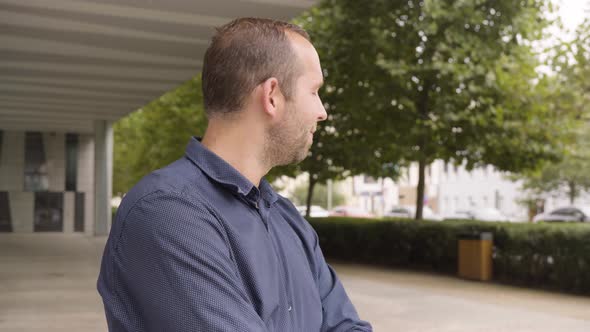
[0,130,97,234]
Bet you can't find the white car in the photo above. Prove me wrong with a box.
[445,207,511,222]
[296,205,330,218]
[385,205,443,221]
[533,206,590,223]
[329,206,374,218]
[475,207,513,222]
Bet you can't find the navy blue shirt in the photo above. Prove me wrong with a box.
[98,137,372,332]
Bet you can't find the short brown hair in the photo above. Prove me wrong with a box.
[201,17,310,116]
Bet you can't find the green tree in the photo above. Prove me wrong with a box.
[113,77,208,195]
[297,0,565,219]
[518,121,590,205]
[518,16,590,204]
[294,7,406,218]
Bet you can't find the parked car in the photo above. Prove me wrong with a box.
[443,209,473,220]
[444,207,511,222]
[329,206,374,218]
[384,205,443,221]
[533,206,590,223]
[296,205,330,218]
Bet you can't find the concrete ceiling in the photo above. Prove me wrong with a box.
[0,0,317,133]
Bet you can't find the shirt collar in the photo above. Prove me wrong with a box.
[184,136,278,205]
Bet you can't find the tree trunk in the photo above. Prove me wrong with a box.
[568,181,576,205]
[415,158,426,220]
[414,77,430,221]
[306,175,317,218]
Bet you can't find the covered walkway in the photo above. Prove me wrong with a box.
[1,234,589,331]
[0,0,317,237]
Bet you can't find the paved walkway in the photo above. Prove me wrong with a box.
[1,234,589,331]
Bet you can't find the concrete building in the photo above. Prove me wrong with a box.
[436,160,590,220]
[435,161,527,220]
[0,0,317,235]
[348,160,590,221]
[282,160,558,221]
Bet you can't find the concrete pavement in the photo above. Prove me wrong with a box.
[1,233,589,332]
[339,264,590,331]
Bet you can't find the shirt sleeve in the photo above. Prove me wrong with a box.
[98,190,269,332]
[310,227,373,332]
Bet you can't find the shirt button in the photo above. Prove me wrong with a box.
[287,305,292,312]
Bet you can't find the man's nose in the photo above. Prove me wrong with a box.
[317,105,327,122]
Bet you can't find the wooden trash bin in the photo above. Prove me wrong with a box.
[458,232,493,281]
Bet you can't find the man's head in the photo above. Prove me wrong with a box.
[202,17,309,115]
[202,18,327,167]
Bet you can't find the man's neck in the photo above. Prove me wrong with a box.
[201,124,270,188]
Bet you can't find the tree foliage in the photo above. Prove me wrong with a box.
[113,77,208,195]
[297,0,566,219]
[518,16,590,204]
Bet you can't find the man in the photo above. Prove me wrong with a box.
[98,17,372,332]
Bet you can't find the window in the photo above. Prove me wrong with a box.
[34,192,63,232]
[551,208,576,216]
[495,190,503,209]
[65,133,79,191]
[24,132,49,191]
[0,191,11,232]
[74,192,85,232]
[390,207,410,214]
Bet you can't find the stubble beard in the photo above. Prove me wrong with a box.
[264,104,312,167]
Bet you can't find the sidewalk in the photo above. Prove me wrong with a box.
[338,264,590,331]
[1,234,589,331]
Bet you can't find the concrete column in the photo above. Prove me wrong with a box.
[9,191,34,233]
[44,132,66,192]
[94,120,113,236]
[77,134,94,235]
[0,131,24,191]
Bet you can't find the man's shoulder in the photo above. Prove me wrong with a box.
[274,193,297,212]
[116,157,209,221]
[109,157,225,250]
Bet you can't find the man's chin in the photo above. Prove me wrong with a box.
[279,148,310,166]
[294,147,312,164]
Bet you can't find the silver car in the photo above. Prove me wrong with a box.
[385,205,443,221]
[444,207,512,222]
[533,206,590,223]
[296,205,330,218]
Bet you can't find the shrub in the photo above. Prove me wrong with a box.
[309,217,590,295]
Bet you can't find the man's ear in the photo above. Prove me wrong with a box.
[260,77,283,118]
